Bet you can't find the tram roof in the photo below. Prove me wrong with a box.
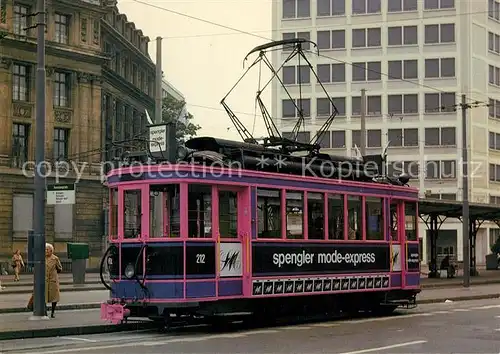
[419,199,500,220]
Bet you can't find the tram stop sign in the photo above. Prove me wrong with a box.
[46,184,76,205]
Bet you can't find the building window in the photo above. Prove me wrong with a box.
[316,63,345,83]
[489,131,500,151]
[283,0,310,18]
[424,0,454,10]
[318,131,331,148]
[352,62,381,81]
[489,31,500,54]
[387,0,417,12]
[388,26,418,45]
[424,127,456,146]
[13,4,29,35]
[489,0,500,21]
[317,0,345,16]
[387,128,419,147]
[282,99,311,118]
[352,95,381,116]
[489,64,500,86]
[425,160,456,179]
[282,32,311,51]
[55,13,69,44]
[53,128,69,159]
[13,194,33,239]
[317,30,345,49]
[425,58,455,78]
[424,92,455,113]
[317,97,345,117]
[331,131,345,148]
[424,23,455,44]
[489,98,500,118]
[12,123,29,167]
[352,0,381,14]
[387,60,418,80]
[282,65,310,85]
[12,64,29,101]
[387,94,419,114]
[53,71,70,107]
[367,129,381,147]
[352,28,381,48]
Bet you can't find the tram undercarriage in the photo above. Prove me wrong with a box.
[104,289,419,327]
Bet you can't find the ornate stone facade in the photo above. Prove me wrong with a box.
[0,0,110,264]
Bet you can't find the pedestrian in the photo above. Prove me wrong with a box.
[11,249,24,281]
[26,243,62,318]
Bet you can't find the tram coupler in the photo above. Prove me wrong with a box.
[101,302,131,324]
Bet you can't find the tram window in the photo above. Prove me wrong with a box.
[166,185,181,237]
[365,197,384,240]
[188,184,212,238]
[390,202,398,241]
[124,189,141,238]
[405,202,417,241]
[328,194,344,240]
[149,188,164,238]
[219,190,237,238]
[286,190,304,239]
[149,185,180,238]
[109,188,118,239]
[308,192,324,239]
[257,188,282,238]
[347,196,362,240]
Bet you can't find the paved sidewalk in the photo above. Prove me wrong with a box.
[0,290,107,313]
[418,283,500,303]
[0,273,101,286]
[0,309,155,341]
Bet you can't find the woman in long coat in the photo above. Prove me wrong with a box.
[45,243,62,317]
[27,243,62,318]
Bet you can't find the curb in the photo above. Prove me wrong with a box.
[2,281,102,288]
[421,279,500,289]
[0,286,105,295]
[419,293,500,304]
[0,303,101,314]
[0,321,157,341]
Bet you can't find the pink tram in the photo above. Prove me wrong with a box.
[99,138,421,325]
[99,38,421,325]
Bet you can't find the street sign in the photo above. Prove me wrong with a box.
[46,183,76,205]
[149,123,167,153]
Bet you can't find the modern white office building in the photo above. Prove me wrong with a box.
[271,0,500,265]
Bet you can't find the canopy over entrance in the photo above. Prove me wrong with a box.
[418,199,500,277]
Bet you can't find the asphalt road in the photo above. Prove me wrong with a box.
[2,298,500,354]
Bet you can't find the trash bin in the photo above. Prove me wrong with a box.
[67,243,89,285]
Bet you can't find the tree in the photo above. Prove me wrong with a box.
[161,95,201,144]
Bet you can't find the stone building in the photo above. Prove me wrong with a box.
[0,0,156,268]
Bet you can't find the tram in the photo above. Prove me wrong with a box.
[99,38,421,325]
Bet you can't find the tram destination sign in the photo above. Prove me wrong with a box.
[252,243,390,276]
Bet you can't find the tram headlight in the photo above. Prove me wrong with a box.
[124,263,135,279]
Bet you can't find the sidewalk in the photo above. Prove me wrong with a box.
[0,290,107,314]
[0,273,101,286]
[0,309,155,341]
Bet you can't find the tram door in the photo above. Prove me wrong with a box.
[216,186,250,296]
[390,200,405,273]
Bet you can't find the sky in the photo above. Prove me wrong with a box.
[118,0,273,140]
